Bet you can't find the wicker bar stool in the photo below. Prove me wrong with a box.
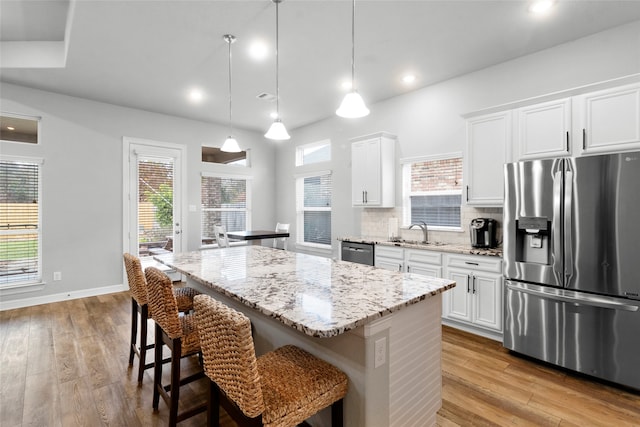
[193,294,349,427]
[145,267,206,426]
[123,253,200,384]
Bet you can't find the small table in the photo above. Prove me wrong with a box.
[226,229,290,246]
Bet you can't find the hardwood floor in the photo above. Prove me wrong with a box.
[1,291,638,426]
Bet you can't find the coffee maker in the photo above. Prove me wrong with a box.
[470,218,497,248]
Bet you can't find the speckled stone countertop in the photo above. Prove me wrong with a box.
[154,246,455,338]
[338,236,503,257]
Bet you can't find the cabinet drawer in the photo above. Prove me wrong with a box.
[446,254,502,273]
[405,249,442,266]
[375,245,403,260]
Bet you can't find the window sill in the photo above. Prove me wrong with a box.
[295,242,332,256]
[0,280,45,295]
[401,226,464,233]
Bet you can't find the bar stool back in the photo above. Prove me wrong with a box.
[145,267,206,426]
[194,294,348,427]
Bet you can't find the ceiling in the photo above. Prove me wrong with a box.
[2,1,640,134]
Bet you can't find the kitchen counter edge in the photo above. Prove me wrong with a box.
[339,236,503,258]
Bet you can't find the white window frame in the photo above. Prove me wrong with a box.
[0,155,44,289]
[295,169,332,251]
[200,172,252,248]
[401,152,463,232]
[295,139,331,167]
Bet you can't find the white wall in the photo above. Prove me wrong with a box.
[0,83,275,308]
[274,20,640,258]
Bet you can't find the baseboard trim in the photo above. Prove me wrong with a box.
[0,284,128,311]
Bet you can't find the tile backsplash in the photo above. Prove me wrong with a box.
[360,206,503,246]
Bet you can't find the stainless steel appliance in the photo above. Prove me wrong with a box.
[470,218,497,248]
[341,241,374,265]
[503,152,640,390]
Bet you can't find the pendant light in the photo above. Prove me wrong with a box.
[265,0,291,140]
[220,34,241,153]
[336,0,369,118]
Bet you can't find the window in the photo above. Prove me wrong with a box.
[296,172,332,248]
[0,114,40,145]
[201,174,251,243]
[202,146,249,166]
[296,140,331,166]
[0,157,42,287]
[402,155,463,229]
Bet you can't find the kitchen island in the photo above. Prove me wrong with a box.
[155,246,455,427]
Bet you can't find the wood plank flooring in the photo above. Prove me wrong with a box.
[1,291,638,426]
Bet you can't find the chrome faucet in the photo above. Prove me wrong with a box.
[409,221,429,243]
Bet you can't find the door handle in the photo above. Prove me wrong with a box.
[466,275,470,293]
[398,264,402,272]
[566,131,570,152]
[465,261,479,266]
[472,276,476,294]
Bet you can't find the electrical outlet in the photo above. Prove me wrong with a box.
[374,337,386,368]
[53,272,62,281]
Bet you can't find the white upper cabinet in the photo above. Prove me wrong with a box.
[351,132,396,207]
[465,111,511,206]
[516,98,572,159]
[574,83,640,155]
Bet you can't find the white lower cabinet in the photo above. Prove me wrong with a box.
[375,245,404,272]
[374,245,443,277]
[442,254,503,338]
[405,249,442,278]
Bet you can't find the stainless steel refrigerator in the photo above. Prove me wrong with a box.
[503,152,640,390]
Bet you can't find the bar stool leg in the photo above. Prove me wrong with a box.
[153,323,163,411]
[331,399,344,427]
[169,338,182,427]
[137,304,149,383]
[129,298,138,366]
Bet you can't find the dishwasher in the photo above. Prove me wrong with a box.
[341,241,374,265]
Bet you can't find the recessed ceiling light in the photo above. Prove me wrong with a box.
[529,0,555,15]
[6,126,15,131]
[249,40,269,61]
[402,74,416,84]
[188,89,204,103]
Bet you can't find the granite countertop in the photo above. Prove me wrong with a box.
[338,236,503,257]
[154,246,455,338]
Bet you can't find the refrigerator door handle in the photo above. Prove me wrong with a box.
[552,170,563,283]
[564,169,574,279]
[506,282,639,312]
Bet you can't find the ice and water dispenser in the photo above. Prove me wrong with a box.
[515,217,551,265]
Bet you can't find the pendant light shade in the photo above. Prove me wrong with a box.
[221,34,241,153]
[264,118,290,140]
[337,0,369,118]
[221,136,241,153]
[265,0,290,140]
[336,91,369,118]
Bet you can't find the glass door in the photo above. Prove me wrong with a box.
[125,139,183,279]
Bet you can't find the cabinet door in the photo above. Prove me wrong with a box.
[576,83,640,154]
[406,263,441,277]
[443,268,472,322]
[375,258,403,272]
[516,98,571,159]
[466,111,511,206]
[471,272,503,332]
[351,139,382,206]
[351,140,370,205]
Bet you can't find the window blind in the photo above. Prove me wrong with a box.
[302,173,331,246]
[138,158,174,246]
[201,176,248,240]
[0,160,40,285]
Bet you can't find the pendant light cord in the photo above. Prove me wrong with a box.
[275,0,280,117]
[351,0,356,91]
[227,36,233,135]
